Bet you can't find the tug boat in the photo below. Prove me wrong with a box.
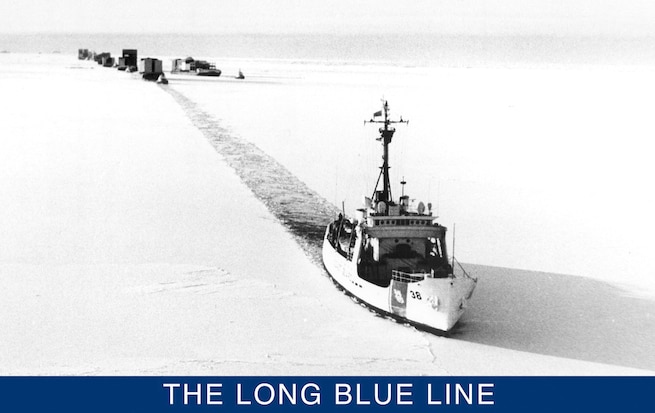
[322,101,477,333]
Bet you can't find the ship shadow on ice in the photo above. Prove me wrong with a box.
[451,264,655,371]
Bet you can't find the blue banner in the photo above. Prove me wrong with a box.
[0,376,653,412]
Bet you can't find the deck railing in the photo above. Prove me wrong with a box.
[391,270,426,283]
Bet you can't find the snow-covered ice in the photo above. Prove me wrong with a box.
[0,53,653,375]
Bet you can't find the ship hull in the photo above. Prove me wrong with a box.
[322,230,476,333]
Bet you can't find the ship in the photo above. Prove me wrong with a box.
[322,101,477,333]
[171,57,222,77]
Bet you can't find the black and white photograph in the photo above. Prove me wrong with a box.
[1,1,654,377]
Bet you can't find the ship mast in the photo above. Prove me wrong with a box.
[365,100,408,205]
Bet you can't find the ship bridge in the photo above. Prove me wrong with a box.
[366,214,443,239]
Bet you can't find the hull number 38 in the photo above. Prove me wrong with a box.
[409,291,422,300]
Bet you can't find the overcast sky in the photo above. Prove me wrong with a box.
[1,0,655,36]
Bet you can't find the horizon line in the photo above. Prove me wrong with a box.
[3,30,655,39]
